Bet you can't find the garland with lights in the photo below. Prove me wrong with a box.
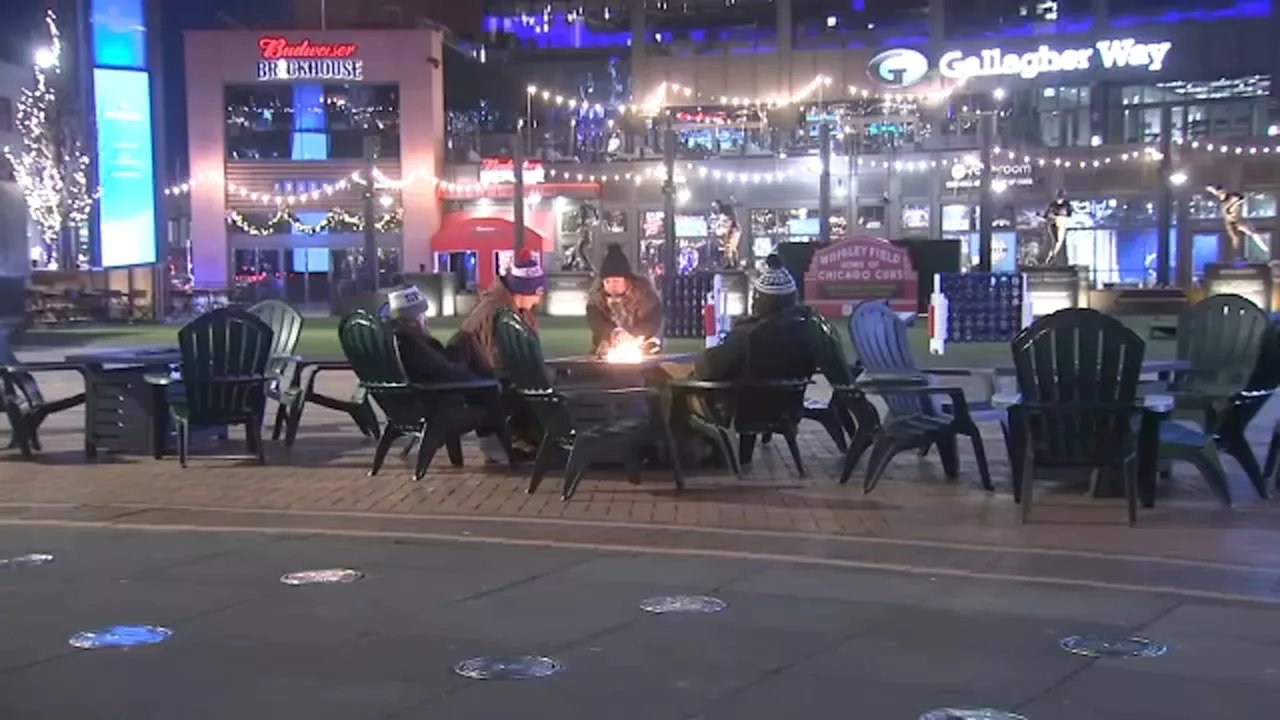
[3,10,97,269]
[226,208,404,236]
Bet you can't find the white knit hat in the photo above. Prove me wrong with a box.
[386,286,428,318]
[753,254,797,296]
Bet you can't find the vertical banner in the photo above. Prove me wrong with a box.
[93,68,157,267]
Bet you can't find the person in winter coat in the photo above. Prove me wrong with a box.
[693,253,820,381]
[446,248,546,455]
[386,286,507,463]
[448,248,545,377]
[586,243,664,354]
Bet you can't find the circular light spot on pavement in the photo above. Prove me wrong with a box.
[920,710,1027,720]
[639,595,728,614]
[69,625,172,649]
[454,655,563,680]
[280,569,364,586]
[0,553,54,568]
[1059,635,1167,658]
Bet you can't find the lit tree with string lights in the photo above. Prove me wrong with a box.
[3,10,95,269]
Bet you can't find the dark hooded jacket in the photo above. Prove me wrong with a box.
[585,275,664,349]
[693,297,821,381]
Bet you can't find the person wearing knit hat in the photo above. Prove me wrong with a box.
[692,253,815,381]
[386,285,429,321]
[446,248,548,459]
[749,253,799,317]
[586,243,664,353]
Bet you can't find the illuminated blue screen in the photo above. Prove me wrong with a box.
[93,68,157,267]
[92,0,147,69]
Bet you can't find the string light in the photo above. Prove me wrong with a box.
[164,168,430,205]
[225,207,404,236]
[2,10,97,270]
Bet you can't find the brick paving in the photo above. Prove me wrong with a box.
[5,356,1280,582]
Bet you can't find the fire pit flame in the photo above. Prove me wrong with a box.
[604,338,648,364]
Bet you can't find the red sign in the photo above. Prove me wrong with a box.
[258,37,359,60]
[479,158,546,184]
[804,236,918,316]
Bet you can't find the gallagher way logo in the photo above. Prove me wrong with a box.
[866,48,930,89]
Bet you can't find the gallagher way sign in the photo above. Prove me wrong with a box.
[939,38,1171,80]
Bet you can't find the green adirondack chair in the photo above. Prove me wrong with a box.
[148,308,275,467]
[671,306,816,476]
[1161,294,1272,495]
[246,299,305,439]
[492,306,683,500]
[1007,309,1147,525]
[844,301,995,492]
[0,327,92,459]
[338,311,503,481]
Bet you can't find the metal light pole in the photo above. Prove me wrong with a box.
[818,122,831,244]
[361,132,380,292]
[661,112,677,300]
[1154,104,1174,285]
[977,111,995,272]
[513,120,526,252]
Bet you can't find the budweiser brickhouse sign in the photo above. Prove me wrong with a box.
[256,37,364,81]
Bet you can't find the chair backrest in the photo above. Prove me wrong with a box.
[848,300,932,418]
[338,310,436,431]
[0,326,45,410]
[491,307,575,439]
[807,312,858,387]
[177,307,274,421]
[247,299,304,360]
[1011,308,1145,466]
[1176,294,1270,390]
[491,307,552,393]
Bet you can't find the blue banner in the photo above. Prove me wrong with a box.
[92,0,147,69]
[93,68,157,267]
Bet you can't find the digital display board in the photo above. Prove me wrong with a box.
[93,68,157,267]
[92,0,147,69]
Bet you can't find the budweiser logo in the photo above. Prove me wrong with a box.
[258,36,359,60]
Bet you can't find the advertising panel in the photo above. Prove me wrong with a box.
[92,0,147,69]
[804,236,918,316]
[93,68,158,268]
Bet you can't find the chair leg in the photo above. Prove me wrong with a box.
[246,420,266,464]
[918,442,931,458]
[561,444,592,500]
[838,431,874,485]
[284,401,305,448]
[968,431,995,492]
[528,436,557,494]
[717,429,741,476]
[413,429,448,481]
[760,432,773,445]
[862,435,900,494]
[820,411,848,453]
[1186,450,1233,507]
[739,434,757,465]
[1123,461,1139,527]
[1018,447,1036,523]
[935,433,960,479]
[623,448,642,485]
[271,403,288,441]
[445,435,464,467]
[781,425,806,477]
[177,421,190,468]
[369,428,402,477]
[1264,424,1280,487]
[1221,435,1269,500]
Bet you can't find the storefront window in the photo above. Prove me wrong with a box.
[856,205,885,230]
[941,204,975,233]
[1245,192,1277,218]
[901,204,930,231]
[225,83,401,161]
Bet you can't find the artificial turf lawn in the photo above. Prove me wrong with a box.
[15,315,1175,367]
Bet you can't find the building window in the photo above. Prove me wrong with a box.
[1031,87,1091,148]
[856,204,885,230]
[224,83,401,161]
[1108,78,1270,143]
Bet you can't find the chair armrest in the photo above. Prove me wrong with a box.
[143,373,177,386]
[408,379,502,393]
[3,361,91,375]
[299,360,351,373]
[669,379,736,391]
[919,367,977,377]
[559,386,659,399]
